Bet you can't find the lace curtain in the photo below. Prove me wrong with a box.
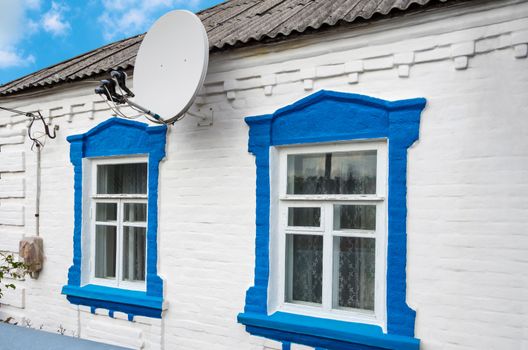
[284,150,377,311]
[287,151,377,195]
[94,163,147,281]
[335,237,375,310]
[287,235,323,304]
[97,163,147,194]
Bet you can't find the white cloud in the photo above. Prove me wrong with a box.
[98,0,203,41]
[0,1,26,47]
[26,0,42,10]
[99,8,147,41]
[0,48,35,69]
[0,0,41,69]
[42,1,70,36]
[101,0,136,11]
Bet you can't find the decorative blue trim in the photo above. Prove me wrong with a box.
[238,312,419,350]
[239,90,426,348]
[63,285,163,319]
[62,117,167,319]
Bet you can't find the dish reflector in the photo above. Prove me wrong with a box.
[133,10,208,122]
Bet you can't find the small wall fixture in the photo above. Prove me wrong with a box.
[19,237,44,279]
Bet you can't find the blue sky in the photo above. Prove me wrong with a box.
[0,0,224,85]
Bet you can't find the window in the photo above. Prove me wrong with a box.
[270,141,387,327]
[238,90,426,350]
[90,158,148,291]
[62,117,166,319]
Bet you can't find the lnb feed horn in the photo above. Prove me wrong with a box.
[111,70,135,97]
[100,79,125,104]
[95,86,112,101]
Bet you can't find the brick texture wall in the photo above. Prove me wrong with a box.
[0,1,527,349]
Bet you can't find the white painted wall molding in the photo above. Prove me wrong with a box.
[394,53,414,78]
[0,205,24,226]
[0,178,25,198]
[68,103,85,123]
[207,0,528,74]
[194,20,528,103]
[363,55,394,71]
[78,309,163,349]
[48,106,63,125]
[0,286,25,309]
[512,29,528,58]
[261,74,277,96]
[0,111,35,128]
[0,151,25,173]
[0,128,25,138]
[1,9,527,127]
[91,100,106,120]
[203,8,528,93]
[300,67,316,91]
[451,41,475,70]
[224,79,237,100]
[344,60,362,83]
[0,227,24,252]
[514,43,528,57]
[316,63,346,78]
[0,128,25,145]
[84,318,144,350]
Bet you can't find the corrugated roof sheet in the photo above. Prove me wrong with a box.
[0,0,454,96]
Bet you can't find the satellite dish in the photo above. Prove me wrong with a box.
[132,10,209,123]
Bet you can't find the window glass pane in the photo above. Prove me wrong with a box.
[124,203,147,222]
[333,237,375,310]
[287,154,325,194]
[95,225,116,279]
[122,226,146,281]
[287,150,377,195]
[334,205,376,231]
[95,203,117,222]
[288,207,320,227]
[97,163,147,194]
[285,234,323,304]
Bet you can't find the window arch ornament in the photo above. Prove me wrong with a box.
[238,90,426,350]
[62,117,167,320]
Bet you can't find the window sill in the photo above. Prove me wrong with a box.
[278,303,379,327]
[237,311,419,350]
[62,284,166,320]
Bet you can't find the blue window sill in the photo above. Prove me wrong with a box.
[238,312,420,350]
[62,284,165,320]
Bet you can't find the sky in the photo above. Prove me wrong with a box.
[0,0,224,85]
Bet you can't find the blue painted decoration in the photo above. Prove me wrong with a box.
[238,90,426,349]
[61,117,167,319]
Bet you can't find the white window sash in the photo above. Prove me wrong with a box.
[269,140,388,331]
[87,156,148,292]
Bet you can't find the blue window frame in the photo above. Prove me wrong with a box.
[62,117,167,320]
[238,90,426,350]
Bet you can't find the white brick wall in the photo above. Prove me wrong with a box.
[0,1,527,349]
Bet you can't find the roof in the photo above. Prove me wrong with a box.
[1,0,456,96]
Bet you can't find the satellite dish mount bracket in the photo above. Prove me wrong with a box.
[95,70,165,123]
[186,105,213,127]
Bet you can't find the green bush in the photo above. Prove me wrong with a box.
[0,253,28,299]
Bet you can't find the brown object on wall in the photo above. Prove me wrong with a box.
[19,237,44,278]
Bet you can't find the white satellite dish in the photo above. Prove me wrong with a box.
[132,10,209,123]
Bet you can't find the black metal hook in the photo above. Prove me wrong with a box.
[0,106,57,150]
